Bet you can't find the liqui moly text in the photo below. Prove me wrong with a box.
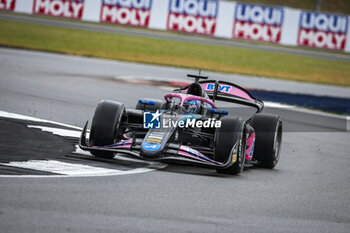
[34,0,85,19]
[298,12,348,50]
[100,0,152,27]
[233,4,284,43]
[167,0,218,35]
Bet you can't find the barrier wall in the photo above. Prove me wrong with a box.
[2,0,350,52]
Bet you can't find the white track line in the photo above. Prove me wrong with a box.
[0,160,125,176]
[0,110,82,130]
[27,125,84,138]
[0,110,167,178]
[0,160,162,178]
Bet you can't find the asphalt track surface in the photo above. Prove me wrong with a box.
[1,12,350,63]
[0,48,349,233]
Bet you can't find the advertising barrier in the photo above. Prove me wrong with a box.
[6,0,350,53]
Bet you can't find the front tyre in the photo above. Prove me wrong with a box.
[89,100,125,159]
[250,113,282,168]
[215,117,246,175]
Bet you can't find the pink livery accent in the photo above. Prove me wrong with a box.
[122,133,131,139]
[201,83,254,101]
[179,145,223,165]
[107,144,132,149]
[92,139,133,149]
[180,83,254,101]
[178,151,209,163]
[164,93,216,108]
[245,133,256,160]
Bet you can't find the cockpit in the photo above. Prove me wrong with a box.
[164,93,215,115]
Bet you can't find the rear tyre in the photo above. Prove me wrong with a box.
[136,98,164,112]
[215,117,246,175]
[250,113,282,168]
[89,100,125,159]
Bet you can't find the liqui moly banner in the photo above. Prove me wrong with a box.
[100,0,152,27]
[33,0,85,19]
[233,4,284,43]
[0,0,16,11]
[167,0,218,35]
[298,12,348,51]
[7,0,350,53]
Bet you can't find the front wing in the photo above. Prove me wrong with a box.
[79,122,237,169]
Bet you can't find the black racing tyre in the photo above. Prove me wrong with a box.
[135,98,164,112]
[89,100,125,159]
[215,117,246,175]
[250,113,282,168]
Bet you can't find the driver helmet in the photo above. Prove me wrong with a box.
[183,100,201,114]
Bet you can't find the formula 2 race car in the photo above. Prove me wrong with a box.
[79,74,282,175]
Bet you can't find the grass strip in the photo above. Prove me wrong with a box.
[0,19,349,86]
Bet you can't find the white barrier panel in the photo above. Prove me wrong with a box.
[280,7,300,46]
[149,0,169,30]
[14,0,34,14]
[3,0,350,53]
[346,17,350,52]
[82,0,100,22]
[214,0,235,38]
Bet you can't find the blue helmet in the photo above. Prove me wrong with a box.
[183,100,201,114]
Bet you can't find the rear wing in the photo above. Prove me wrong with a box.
[182,80,264,112]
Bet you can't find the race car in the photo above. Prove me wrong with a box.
[79,74,282,175]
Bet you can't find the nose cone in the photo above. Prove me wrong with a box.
[140,130,167,158]
[141,142,162,158]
